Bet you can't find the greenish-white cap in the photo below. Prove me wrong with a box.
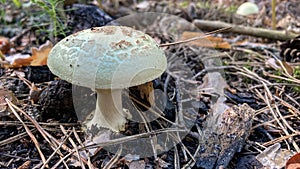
[236,2,259,16]
[47,26,167,89]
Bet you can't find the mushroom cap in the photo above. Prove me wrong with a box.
[47,26,167,89]
[236,2,259,16]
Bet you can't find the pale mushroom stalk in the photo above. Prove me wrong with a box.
[84,89,127,131]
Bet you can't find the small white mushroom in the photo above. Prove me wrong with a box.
[47,26,167,132]
[236,2,259,16]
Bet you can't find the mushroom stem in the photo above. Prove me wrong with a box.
[85,89,127,132]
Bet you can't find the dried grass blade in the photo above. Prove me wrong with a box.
[5,98,47,165]
[60,125,86,169]
[51,151,75,169]
[5,98,89,167]
[0,129,36,146]
[103,146,122,169]
[6,98,53,145]
[40,131,72,169]
[173,141,179,169]
[72,128,94,169]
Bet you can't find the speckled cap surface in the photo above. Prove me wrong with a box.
[47,26,167,89]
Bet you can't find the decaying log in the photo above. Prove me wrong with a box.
[196,103,255,169]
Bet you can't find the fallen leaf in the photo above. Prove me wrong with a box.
[286,153,300,169]
[5,53,31,67]
[30,40,53,66]
[0,36,11,54]
[265,58,294,76]
[281,61,294,76]
[256,143,294,169]
[6,40,53,68]
[179,31,231,49]
[0,88,18,117]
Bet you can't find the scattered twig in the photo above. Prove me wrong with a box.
[262,82,300,152]
[128,92,177,126]
[72,127,94,169]
[262,133,300,147]
[182,124,202,168]
[50,150,75,169]
[40,131,72,169]
[103,146,122,169]
[0,121,79,128]
[173,141,180,169]
[264,71,300,84]
[0,153,40,162]
[82,128,187,150]
[175,78,184,127]
[193,19,298,40]
[271,0,276,30]
[0,129,36,146]
[5,99,90,167]
[159,27,232,47]
[60,125,86,169]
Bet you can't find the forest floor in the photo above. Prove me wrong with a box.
[0,0,300,169]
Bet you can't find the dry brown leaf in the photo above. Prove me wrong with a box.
[286,154,300,169]
[180,31,231,49]
[286,153,300,169]
[0,88,18,119]
[0,36,11,54]
[30,40,53,66]
[281,61,294,76]
[5,53,31,67]
[265,58,294,76]
[10,40,53,67]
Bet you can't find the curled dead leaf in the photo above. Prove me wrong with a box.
[5,40,53,68]
[180,31,231,49]
[30,40,53,66]
[265,58,294,76]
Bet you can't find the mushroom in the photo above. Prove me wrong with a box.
[47,26,167,132]
[236,2,259,16]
